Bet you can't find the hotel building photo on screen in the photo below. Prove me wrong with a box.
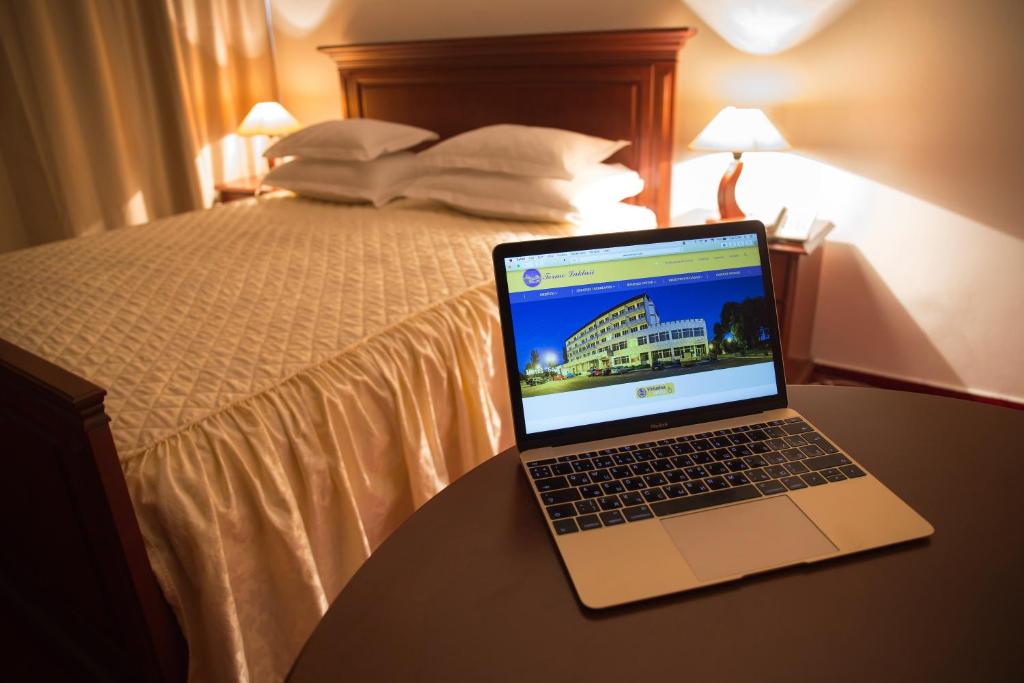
[559,293,708,376]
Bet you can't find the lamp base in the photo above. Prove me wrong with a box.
[717,152,745,220]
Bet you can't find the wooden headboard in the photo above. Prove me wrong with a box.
[319,28,697,225]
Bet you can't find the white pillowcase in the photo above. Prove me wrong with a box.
[573,202,658,232]
[265,119,439,162]
[264,152,422,206]
[418,124,629,180]
[403,163,644,223]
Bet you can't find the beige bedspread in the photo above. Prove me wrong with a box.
[0,194,655,679]
[0,196,654,681]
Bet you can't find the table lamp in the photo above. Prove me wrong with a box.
[237,101,301,168]
[689,106,789,220]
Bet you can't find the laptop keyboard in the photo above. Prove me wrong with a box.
[526,417,865,535]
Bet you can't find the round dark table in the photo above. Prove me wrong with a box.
[288,386,1024,682]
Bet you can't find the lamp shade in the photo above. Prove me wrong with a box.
[237,101,301,137]
[689,106,790,153]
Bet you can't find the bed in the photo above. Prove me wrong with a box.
[0,28,695,682]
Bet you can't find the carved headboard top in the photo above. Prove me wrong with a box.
[319,28,696,225]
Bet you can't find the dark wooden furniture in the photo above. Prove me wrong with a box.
[0,339,186,682]
[768,220,833,383]
[0,28,695,682]
[287,386,1024,682]
[319,28,697,226]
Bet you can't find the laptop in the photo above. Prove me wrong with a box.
[492,220,933,608]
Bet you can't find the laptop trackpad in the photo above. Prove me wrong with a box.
[661,496,837,581]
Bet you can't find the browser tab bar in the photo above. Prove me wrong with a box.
[504,233,757,271]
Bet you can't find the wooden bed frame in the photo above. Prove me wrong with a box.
[0,28,694,681]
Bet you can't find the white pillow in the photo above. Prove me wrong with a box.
[403,163,644,222]
[264,152,422,206]
[265,119,439,162]
[417,124,629,180]
[572,202,658,232]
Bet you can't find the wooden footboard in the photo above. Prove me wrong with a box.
[0,338,186,681]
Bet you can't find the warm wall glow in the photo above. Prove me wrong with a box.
[272,0,338,36]
[671,152,1024,402]
[683,0,857,54]
[715,63,803,105]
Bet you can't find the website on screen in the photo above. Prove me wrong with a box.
[504,234,778,434]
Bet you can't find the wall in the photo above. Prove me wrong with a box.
[269,0,1024,403]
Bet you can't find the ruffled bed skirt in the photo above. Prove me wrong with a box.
[121,284,514,682]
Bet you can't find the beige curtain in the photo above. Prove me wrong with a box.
[166,0,277,206]
[0,0,275,253]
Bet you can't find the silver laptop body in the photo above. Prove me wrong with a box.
[492,221,932,607]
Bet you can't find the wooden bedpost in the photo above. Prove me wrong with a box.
[0,338,187,681]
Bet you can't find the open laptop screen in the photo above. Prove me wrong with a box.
[500,230,780,436]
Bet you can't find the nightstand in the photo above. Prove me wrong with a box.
[768,219,833,384]
[214,175,272,203]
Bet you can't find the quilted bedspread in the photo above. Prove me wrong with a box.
[0,196,654,682]
[0,197,568,457]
